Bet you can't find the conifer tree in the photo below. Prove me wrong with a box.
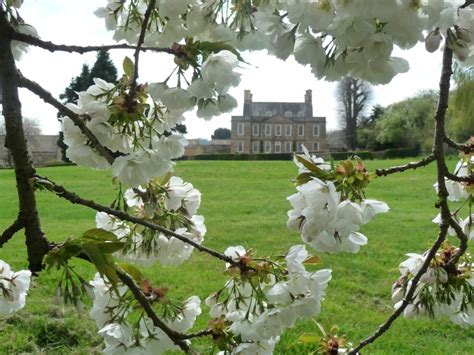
[57,51,117,161]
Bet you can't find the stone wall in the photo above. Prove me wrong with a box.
[0,135,61,167]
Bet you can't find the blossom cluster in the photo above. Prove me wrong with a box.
[90,273,201,353]
[206,245,331,354]
[96,175,206,267]
[392,244,474,327]
[93,0,474,85]
[287,150,389,254]
[0,259,31,316]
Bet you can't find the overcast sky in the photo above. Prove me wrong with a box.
[14,0,443,139]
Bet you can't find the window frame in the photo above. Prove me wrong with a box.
[313,124,319,137]
[285,124,292,137]
[275,141,281,153]
[252,141,260,153]
[264,124,272,137]
[237,123,244,136]
[237,141,244,153]
[275,124,282,137]
[252,124,259,136]
[297,124,304,137]
[264,141,272,153]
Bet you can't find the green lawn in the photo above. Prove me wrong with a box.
[0,159,472,354]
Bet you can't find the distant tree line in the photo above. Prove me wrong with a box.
[335,70,474,153]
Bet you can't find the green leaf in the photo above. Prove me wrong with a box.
[118,263,144,283]
[97,241,125,254]
[123,56,134,78]
[298,333,319,344]
[81,242,118,284]
[295,155,320,173]
[82,228,118,242]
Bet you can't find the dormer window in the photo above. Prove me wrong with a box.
[297,111,305,117]
[285,111,292,117]
[265,111,272,117]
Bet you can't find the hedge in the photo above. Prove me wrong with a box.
[180,153,294,161]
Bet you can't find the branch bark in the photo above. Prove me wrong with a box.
[0,214,25,247]
[18,74,116,164]
[6,26,176,55]
[0,9,50,272]
[116,269,194,354]
[443,136,474,154]
[375,154,436,177]
[33,176,239,267]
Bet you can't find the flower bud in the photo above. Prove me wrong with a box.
[449,38,471,62]
[425,29,442,53]
[456,26,472,44]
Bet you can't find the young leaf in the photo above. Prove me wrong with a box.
[123,56,134,78]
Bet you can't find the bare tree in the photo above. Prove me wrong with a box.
[336,76,373,150]
[0,115,41,136]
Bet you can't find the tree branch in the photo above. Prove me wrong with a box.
[350,43,455,354]
[0,9,50,272]
[445,172,474,183]
[375,154,436,177]
[33,175,239,267]
[116,269,194,354]
[17,74,116,165]
[8,28,177,55]
[0,214,25,247]
[443,136,474,154]
[127,0,156,106]
[447,217,469,266]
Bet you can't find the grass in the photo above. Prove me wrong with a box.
[0,158,473,354]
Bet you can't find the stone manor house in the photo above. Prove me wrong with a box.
[230,90,327,154]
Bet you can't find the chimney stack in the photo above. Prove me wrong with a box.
[244,89,252,103]
[305,89,312,104]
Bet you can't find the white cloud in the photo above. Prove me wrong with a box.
[13,1,442,138]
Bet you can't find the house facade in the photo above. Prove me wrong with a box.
[230,90,327,154]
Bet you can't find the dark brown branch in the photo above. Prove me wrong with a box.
[8,28,176,55]
[116,270,194,353]
[445,172,474,183]
[0,9,50,272]
[444,136,474,154]
[349,225,448,354]
[181,329,213,340]
[447,217,469,266]
[127,0,156,106]
[33,176,238,267]
[350,43,455,354]
[0,214,25,247]
[17,74,115,165]
[375,154,436,177]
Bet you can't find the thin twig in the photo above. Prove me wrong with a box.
[0,214,25,247]
[17,74,116,165]
[375,154,436,177]
[444,136,474,154]
[126,0,156,108]
[132,0,156,86]
[350,43,455,355]
[33,175,238,267]
[181,329,213,340]
[447,217,469,266]
[349,226,448,354]
[8,29,176,55]
[116,269,194,354]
